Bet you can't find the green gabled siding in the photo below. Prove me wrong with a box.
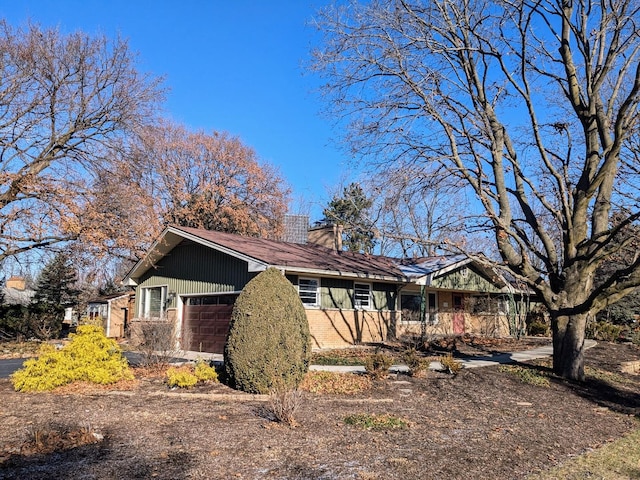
[431,266,502,293]
[137,240,256,310]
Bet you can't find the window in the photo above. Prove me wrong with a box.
[186,294,238,306]
[427,292,438,325]
[401,291,438,324]
[401,294,422,322]
[140,286,167,318]
[354,283,371,309]
[298,278,319,306]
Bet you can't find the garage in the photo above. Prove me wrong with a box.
[182,294,238,354]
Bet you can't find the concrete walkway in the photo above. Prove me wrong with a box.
[176,340,597,374]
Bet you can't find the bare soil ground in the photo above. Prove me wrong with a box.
[0,340,639,480]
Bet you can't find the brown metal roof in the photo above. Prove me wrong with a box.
[173,226,406,281]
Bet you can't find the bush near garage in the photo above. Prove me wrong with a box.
[224,268,311,394]
[10,325,133,392]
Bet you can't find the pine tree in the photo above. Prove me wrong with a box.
[33,253,80,308]
[323,183,376,254]
[29,253,80,339]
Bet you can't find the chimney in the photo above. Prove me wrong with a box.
[308,223,344,252]
[6,276,26,291]
[333,224,343,252]
[281,214,309,244]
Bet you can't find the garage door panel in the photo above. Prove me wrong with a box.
[182,296,237,354]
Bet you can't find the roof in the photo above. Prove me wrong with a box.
[397,255,469,279]
[124,226,506,290]
[125,225,406,284]
[87,292,132,304]
[1,286,35,306]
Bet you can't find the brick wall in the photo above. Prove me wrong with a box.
[306,308,396,348]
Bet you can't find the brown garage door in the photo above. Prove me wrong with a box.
[182,294,238,354]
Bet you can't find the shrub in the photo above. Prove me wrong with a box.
[498,364,550,387]
[527,321,549,336]
[136,319,182,367]
[225,268,311,394]
[267,388,304,426]
[439,354,463,375]
[631,328,640,346]
[194,359,218,382]
[165,360,219,389]
[166,366,198,388]
[11,325,133,392]
[586,320,623,342]
[20,423,103,455]
[364,351,394,379]
[401,348,432,377]
[300,371,372,394]
[78,315,105,329]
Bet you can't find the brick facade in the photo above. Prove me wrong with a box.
[306,308,397,348]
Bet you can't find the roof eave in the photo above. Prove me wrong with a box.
[277,265,408,283]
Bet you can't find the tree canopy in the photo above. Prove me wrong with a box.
[312,0,640,379]
[32,252,79,309]
[0,21,290,278]
[133,121,290,240]
[0,21,162,264]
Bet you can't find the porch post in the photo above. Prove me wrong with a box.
[420,285,427,342]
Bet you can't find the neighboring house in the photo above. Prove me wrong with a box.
[123,225,524,353]
[85,292,133,338]
[1,276,35,306]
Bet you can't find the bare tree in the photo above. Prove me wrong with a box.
[312,0,640,380]
[0,21,162,263]
[366,166,482,257]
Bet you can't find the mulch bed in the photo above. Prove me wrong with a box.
[0,340,638,480]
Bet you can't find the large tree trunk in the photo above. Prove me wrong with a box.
[551,312,588,381]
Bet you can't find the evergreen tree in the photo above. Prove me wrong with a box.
[225,268,311,394]
[33,253,80,308]
[323,183,376,254]
[30,253,80,339]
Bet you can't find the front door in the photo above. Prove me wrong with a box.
[452,294,465,334]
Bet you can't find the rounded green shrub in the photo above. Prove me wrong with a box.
[11,325,133,392]
[224,268,311,394]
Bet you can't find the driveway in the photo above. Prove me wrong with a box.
[0,358,27,378]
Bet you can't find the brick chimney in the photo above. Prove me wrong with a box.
[308,223,343,252]
[6,276,26,291]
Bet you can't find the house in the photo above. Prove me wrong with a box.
[85,292,133,338]
[1,276,35,306]
[123,225,522,353]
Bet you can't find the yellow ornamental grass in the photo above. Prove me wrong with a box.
[11,325,133,392]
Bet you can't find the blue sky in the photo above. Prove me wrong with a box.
[2,1,350,221]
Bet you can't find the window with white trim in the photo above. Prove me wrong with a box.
[298,278,319,306]
[354,283,371,309]
[140,286,167,318]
